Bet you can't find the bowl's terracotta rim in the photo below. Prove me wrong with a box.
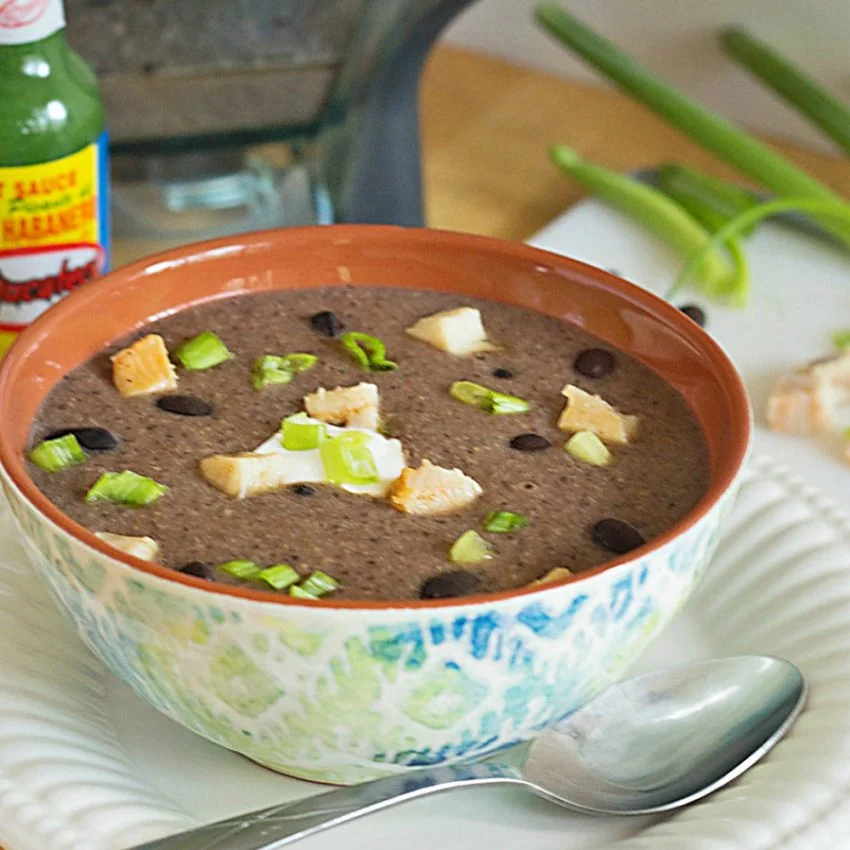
[0,225,752,611]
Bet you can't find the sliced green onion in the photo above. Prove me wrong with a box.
[85,470,167,507]
[844,427,850,440]
[282,353,319,372]
[551,146,734,293]
[449,530,493,565]
[335,430,368,446]
[289,584,319,600]
[668,197,850,301]
[483,392,530,415]
[536,4,850,248]
[252,356,294,389]
[319,431,379,484]
[299,570,340,597]
[721,27,850,158]
[482,511,530,533]
[533,567,574,586]
[252,353,318,390]
[259,564,300,590]
[450,381,491,408]
[340,332,398,372]
[29,434,87,473]
[565,431,612,467]
[449,380,531,415]
[219,559,263,580]
[174,331,232,371]
[282,413,327,450]
[832,330,850,350]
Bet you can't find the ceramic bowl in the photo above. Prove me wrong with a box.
[0,226,750,784]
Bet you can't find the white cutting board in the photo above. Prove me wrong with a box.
[531,198,850,507]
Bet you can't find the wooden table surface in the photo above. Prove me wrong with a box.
[112,45,850,269]
[421,46,850,241]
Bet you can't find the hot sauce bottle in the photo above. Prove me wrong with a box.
[0,0,109,356]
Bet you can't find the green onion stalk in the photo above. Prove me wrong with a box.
[550,145,744,298]
[721,27,850,157]
[656,164,760,235]
[536,3,850,248]
[656,165,752,304]
[668,198,850,300]
[833,330,850,350]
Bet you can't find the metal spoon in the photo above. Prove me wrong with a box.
[131,655,805,850]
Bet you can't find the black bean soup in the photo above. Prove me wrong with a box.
[27,287,710,601]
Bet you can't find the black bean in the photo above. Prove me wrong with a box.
[509,433,551,452]
[156,395,214,417]
[679,304,707,328]
[43,426,118,451]
[592,518,646,555]
[310,311,345,337]
[420,570,482,600]
[292,484,316,496]
[574,348,616,379]
[179,561,213,580]
[492,367,514,379]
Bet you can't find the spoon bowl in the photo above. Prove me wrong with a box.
[130,656,805,850]
[524,655,806,814]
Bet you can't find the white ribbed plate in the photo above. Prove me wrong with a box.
[1,456,850,850]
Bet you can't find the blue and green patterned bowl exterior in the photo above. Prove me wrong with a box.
[1,468,737,784]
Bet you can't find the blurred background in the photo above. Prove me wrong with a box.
[446,0,849,152]
[55,0,849,261]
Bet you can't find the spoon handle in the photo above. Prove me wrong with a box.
[129,763,525,850]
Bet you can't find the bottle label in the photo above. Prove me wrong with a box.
[0,131,109,355]
[0,0,64,45]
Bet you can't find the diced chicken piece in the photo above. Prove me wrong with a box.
[817,350,850,390]
[531,567,573,586]
[111,334,178,398]
[405,307,497,355]
[844,439,850,466]
[766,372,825,434]
[766,352,850,434]
[557,385,639,445]
[95,531,159,561]
[200,452,296,499]
[389,459,482,515]
[304,382,380,431]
